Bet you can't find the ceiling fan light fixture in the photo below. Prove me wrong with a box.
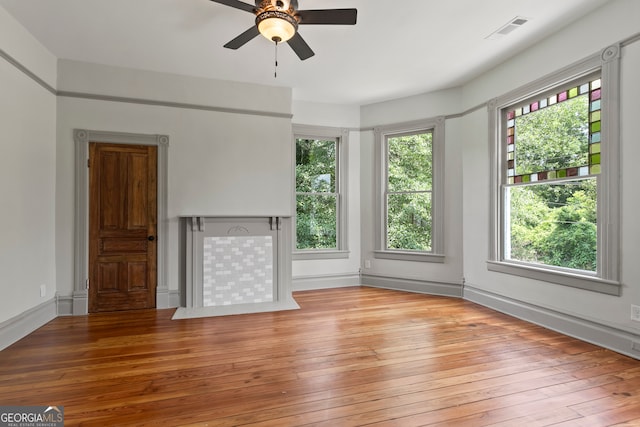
[256,10,298,43]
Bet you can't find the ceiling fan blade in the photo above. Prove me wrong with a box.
[209,0,255,13]
[296,9,357,25]
[287,33,315,60]
[224,26,260,49]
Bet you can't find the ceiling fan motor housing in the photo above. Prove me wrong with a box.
[256,10,298,42]
[255,0,298,11]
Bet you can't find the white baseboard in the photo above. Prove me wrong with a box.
[293,273,361,291]
[464,284,640,360]
[361,273,463,297]
[0,299,57,351]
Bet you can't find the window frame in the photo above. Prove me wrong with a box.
[292,125,349,260]
[488,45,621,295]
[374,117,445,262]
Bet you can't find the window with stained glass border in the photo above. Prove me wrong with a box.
[505,76,602,185]
[488,46,621,296]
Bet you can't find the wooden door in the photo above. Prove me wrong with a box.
[89,143,157,312]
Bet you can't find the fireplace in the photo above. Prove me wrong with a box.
[173,216,298,319]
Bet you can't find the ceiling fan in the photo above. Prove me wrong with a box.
[210,0,357,60]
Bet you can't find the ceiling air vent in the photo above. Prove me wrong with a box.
[486,16,529,40]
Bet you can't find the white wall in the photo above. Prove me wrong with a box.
[357,0,640,343]
[460,0,640,335]
[0,7,57,324]
[55,61,294,300]
[291,101,362,287]
[359,89,465,290]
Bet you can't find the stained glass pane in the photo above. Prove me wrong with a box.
[506,76,601,185]
[514,95,588,176]
[590,143,601,154]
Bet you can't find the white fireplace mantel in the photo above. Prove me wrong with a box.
[173,216,299,319]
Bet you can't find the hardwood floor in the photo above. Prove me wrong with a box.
[1,287,640,426]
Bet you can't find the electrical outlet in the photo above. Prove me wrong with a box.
[40,284,46,298]
[364,259,371,269]
[631,305,640,322]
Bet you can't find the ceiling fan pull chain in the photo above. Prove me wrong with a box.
[274,39,279,78]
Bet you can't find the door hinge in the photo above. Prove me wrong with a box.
[86,278,90,289]
[87,158,90,168]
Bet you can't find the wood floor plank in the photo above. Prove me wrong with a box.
[1,286,639,426]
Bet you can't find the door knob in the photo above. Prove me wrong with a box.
[148,236,155,241]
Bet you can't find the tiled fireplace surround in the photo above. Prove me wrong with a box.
[173,216,298,319]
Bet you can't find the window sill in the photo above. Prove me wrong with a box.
[486,260,621,296]
[293,250,350,260]
[374,250,445,263]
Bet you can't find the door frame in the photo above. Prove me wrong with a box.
[73,129,169,315]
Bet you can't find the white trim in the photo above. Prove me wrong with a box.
[0,299,57,351]
[293,273,360,291]
[73,130,170,314]
[361,274,462,297]
[374,117,445,260]
[464,285,640,360]
[488,46,621,295]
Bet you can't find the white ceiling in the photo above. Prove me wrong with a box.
[0,0,611,105]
